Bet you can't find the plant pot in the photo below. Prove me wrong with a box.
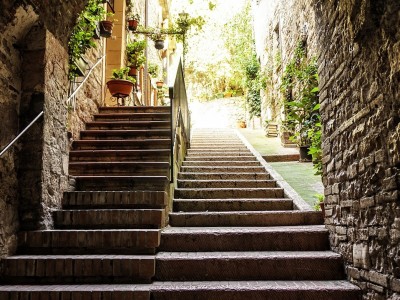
[237,121,246,128]
[320,201,325,217]
[156,81,164,89]
[100,20,113,38]
[73,57,88,76]
[154,39,164,50]
[128,19,139,31]
[299,145,312,162]
[280,131,296,148]
[128,66,138,76]
[106,79,134,97]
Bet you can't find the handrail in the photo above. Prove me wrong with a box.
[0,55,105,158]
[169,58,190,183]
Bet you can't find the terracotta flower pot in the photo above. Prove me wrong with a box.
[128,19,139,31]
[106,79,134,97]
[156,81,164,89]
[237,121,246,128]
[154,40,164,50]
[128,66,138,76]
[100,20,113,38]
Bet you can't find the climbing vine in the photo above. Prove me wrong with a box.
[281,41,322,174]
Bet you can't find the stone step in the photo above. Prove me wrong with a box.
[86,121,171,130]
[63,191,167,209]
[174,187,284,199]
[99,105,170,114]
[185,156,257,161]
[18,229,160,255]
[155,251,344,281]
[72,139,171,150]
[178,172,270,180]
[191,142,244,146]
[94,112,171,121]
[74,176,170,191]
[182,161,261,167]
[177,179,277,189]
[1,255,155,284]
[169,211,323,226]
[190,139,242,143]
[150,281,361,300]
[159,225,329,251]
[189,146,249,151]
[69,149,170,162]
[80,129,171,140]
[53,209,165,229]
[69,162,170,176]
[173,198,292,212]
[0,284,150,300]
[186,151,252,156]
[180,166,266,173]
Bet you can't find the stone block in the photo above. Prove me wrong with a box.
[353,243,371,269]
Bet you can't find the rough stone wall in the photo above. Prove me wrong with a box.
[0,0,102,256]
[314,0,400,299]
[254,0,400,298]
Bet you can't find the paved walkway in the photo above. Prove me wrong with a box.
[190,98,324,208]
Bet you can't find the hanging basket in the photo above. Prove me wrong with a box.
[128,19,139,31]
[100,20,113,38]
[106,79,134,98]
[154,39,164,50]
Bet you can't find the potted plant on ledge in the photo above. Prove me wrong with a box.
[127,13,140,31]
[126,39,146,76]
[106,67,136,97]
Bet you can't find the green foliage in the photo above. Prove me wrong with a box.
[126,39,146,67]
[68,0,110,79]
[174,14,205,43]
[148,62,159,78]
[307,106,322,175]
[281,41,320,146]
[111,67,136,83]
[313,194,324,211]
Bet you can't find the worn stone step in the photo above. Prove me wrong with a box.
[53,209,165,229]
[175,187,284,199]
[0,284,150,300]
[191,142,244,146]
[94,112,171,121]
[180,166,266,173]
[74,176,170,192]
[169,211,323,226]
[150,281,361,300]
[69,149,170,162]
[177,180,276,189]
[178,172,270,180]
[189,146,249,151]
[69,162,170,176]
[86,121,171,130]
[80,129,171,140]
[155,251,344,281]
[63,191,167,209]
[72,139,171,150]
[18,229,160,255]
[173,198,292,212]
[99,106,170,114]
[182,161,261,167]
[185,156,257,161]
[186,151,252,156]
[1,255,155,284]
[160,225,329,251]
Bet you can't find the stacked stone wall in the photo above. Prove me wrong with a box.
[254,0,400,298]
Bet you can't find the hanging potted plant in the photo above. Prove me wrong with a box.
[126,39,146,76]
[99,11,115,38]
[106,67,136,97]
[150,31,166,50]
[127,13,140,31]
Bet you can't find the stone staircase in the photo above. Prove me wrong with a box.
[0,123,361,299]
[150,128,361,299]
[0,106,171,299]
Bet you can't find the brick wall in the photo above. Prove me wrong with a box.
[254,0,400,298]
